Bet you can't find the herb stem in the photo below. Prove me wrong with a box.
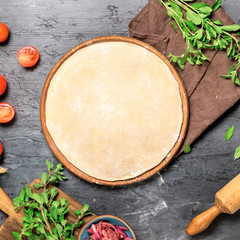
[71,211,85,236]
[40,204,54,236]
[173,0,204,27]
[18,223,35,240]
[159,0,194,35]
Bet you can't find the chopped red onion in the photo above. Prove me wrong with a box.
[85,221,134,240]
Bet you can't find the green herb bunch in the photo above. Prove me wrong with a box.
[158,0,240,86]
[12,160,92,240]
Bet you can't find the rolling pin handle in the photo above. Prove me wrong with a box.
[0,187,15,217]
[186,204,222,236]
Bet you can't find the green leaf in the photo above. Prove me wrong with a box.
[36,225,45,235]
[50,175,57,183]
[50,206,58,220]
[74,210,81,217]
[33,183,44,190]
[228,64,237,74]
[225,125,234,141]
[196,29,203,40]
[50,187,58,201]
[41,191,49,204]
[61,198,66,206]
[46,160,53,172]
[220,24,240,32]
[187,57,194,65]
[20,189,25,201]
[234,77,240,86]
[206,25,217,38]
[169,1,183,18]
[55,224,63,236]
[212,0,222,12]
[12,231,21,240]
[56,163,63,171]
[13,196,22,206]
[205,31,211,42]
[180,51,188,66]
[227,41,233,58]
[41,172,48,185]
[186,10,201,25]
[25,185,33,198]
[28,235,41,240]
[221,75,231,79]
[184,143,191,154]
[170,18,178,32]
[177,59,185,70]
[199,6,212,14]
[75,220,84,228]
[82,204,90,213]
[213,20,223,26]
[65,223,74,233]
[61,219,67,227]
[231,71,237,84]
[191,2,212,13]
[191,2,209,9]
[185,20,197,31]
[32,193,41,204]
[52,200,60,208]
[234,145,240,160]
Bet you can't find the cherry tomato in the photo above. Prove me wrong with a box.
[0,143,3,156]
[17,46,39,67]
[0,103,15,123]
[0,23,9,42]
[0,75,7,96]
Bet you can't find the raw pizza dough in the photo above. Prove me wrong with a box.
[45,41,183,181]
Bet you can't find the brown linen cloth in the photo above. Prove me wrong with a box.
[129,0,240,153]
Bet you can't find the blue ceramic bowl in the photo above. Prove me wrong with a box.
[79,215,137,240]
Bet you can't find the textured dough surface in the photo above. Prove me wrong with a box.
[45,42,183,181]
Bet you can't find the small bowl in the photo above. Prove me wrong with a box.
[79,215,137,240]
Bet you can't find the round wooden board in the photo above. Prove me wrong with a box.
[40,36,189,186]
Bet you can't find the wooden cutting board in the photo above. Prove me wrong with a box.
[0,179,96,240]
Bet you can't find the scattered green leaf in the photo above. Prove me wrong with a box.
[184,143,191,154]
[234,146,240,160]
[225,125,234,141]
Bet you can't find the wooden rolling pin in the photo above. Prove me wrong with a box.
[186,174,240,236]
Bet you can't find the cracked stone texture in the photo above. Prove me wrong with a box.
[0,1,240,239]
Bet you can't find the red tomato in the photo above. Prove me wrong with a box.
[17,46,39,67]
[0,23,9,42]
[0,75,7,95]
[0,103,15,123]
[0,143,3,156]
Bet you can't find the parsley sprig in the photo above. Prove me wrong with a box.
[12,160,92,240]
[158,0,240,86]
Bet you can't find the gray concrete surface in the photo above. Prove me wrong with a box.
[0,1,240,239]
